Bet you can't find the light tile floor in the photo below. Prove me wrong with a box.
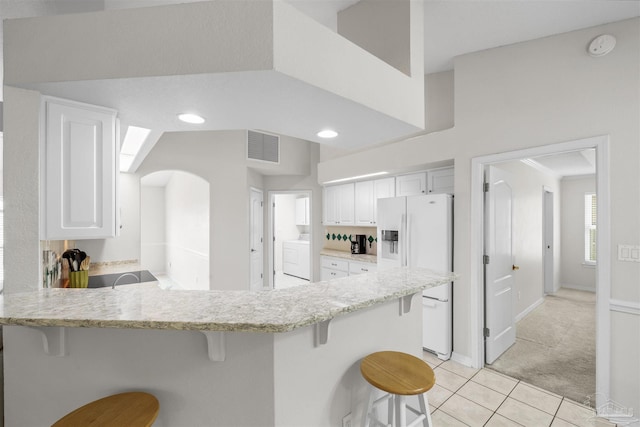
[422,352,615,427]
[274,271,309,289]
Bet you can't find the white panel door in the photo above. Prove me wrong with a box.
[484,166,516,364]
[543,190,554,294]
[250,188,264,291]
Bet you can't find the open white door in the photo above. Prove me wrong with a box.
[484,166,516,364]
[250,188,264,291]
[543,189,554,294]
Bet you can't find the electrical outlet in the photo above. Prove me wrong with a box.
[618,244,640,262]
[342,413,352,427]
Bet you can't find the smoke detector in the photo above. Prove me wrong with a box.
[587,34,616,57]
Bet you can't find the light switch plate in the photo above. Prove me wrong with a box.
[618,245,640,262]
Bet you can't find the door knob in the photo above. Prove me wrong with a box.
[512,265,520,271]
[251,249,257,253]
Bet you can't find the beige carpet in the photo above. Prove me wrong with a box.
[488,288,596,404]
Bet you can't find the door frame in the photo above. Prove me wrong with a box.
[470,135,610,406]
[267,190,313,289]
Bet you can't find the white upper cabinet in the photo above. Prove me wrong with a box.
[427,167,455,194]
[354,180,375,225]
[295,197,310,226]
[355,177,395,225]
[395,172,427,196]
[323,183,354,226]
[42,97,119,240]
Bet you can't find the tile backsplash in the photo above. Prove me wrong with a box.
[324,226,377,255]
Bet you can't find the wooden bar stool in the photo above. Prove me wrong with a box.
[52,392,159,427]
[360,351,435,427]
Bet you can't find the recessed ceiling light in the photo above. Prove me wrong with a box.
[317,129,338,138]
[178,113,206,124]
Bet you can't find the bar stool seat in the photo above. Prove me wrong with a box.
[360,351,435,427]
[52,392,159,427]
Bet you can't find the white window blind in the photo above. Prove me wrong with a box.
[584,193,596,264]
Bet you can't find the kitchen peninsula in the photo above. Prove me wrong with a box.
[0,268,453,426]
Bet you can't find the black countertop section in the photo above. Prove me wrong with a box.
[88,270,157,288]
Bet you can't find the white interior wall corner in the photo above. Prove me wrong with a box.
[3,87,42,293]
[272,0,424,129]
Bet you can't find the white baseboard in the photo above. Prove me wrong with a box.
[451,352,475,368]
[560,283,596,293]
[516,297,545,322]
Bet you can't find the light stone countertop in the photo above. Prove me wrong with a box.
[320,249,378,264]
[0,267,454,333]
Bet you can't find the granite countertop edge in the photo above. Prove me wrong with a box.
[0,268,455,333]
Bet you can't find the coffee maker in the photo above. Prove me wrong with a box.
[351,234,367,254]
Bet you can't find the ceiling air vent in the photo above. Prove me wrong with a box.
[247,130,279,163]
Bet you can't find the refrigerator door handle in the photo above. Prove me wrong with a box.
[423,296,449,303]
[406,211,411,267]
[401,213,407,266]
[422,299,437,308]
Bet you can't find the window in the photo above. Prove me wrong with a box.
[584,193,597,264]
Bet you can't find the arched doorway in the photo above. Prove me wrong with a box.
[140,170,210,290]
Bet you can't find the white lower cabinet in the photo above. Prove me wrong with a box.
[349,261,377,275]
[320,256,349,281]
[320,256,376,281]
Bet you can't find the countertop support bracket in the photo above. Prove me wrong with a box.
[399,294,414,316]
[200,331,226,362]
[28,326,67,357]
[314,320,331,347]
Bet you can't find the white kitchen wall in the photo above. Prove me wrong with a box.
[337,0,410,75]
[137,130,249,290]
[164,171,209,290]
[76,173,141,263]
[4,87,43,292]
[492,161,562,317]
[318,18,640,410]
[561,175,597,292]
[140,184,166,274]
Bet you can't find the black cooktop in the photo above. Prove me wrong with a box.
[88,270,157,288]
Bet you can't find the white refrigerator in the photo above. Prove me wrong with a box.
[377,194,453,360]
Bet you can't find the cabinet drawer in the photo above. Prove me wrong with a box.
[320,256,349,272]
[349,262,377,275]
[321,267,349,281]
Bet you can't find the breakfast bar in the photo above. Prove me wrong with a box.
[0,267,454,426]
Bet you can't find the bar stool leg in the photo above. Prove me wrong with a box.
[362,386,375,427]
[418,393,432,427]
[388,394,394,427]
[395,395,407,427]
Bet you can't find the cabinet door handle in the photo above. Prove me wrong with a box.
[361,268,368,272]
[331,263,337,266]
